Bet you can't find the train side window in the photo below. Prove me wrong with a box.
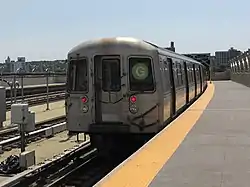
[173,61,179,87]
[195,65,200,81]
[102,58,121,92]
[178,62,183,85]
[187,64,193,83]
[192,65,196,82]
[129,57,154,91]
[67,59,88,92]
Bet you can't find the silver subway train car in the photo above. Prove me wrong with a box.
[65,37,207,154]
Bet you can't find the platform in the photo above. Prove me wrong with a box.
[3,100,65,128]
[96,81,250,187]
[0,132,87,183]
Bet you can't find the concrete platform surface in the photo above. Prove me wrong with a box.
[150,81,250,187]
[0,132,87,183]
[3,100,65,128]
[94,82,213,187]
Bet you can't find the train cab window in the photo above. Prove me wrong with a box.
[129,57,154,91]
[67,59,88,92]
[102,58,121,92]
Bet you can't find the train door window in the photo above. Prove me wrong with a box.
[102,58,121,92]
[238,61,241,72]
[199,66,202,82]
[178,62,183,85]
[247,57,250,71]
[174,62,178,86]
[239,60,243,72]
[186,65,190,83]
[129,57,154,91]
[244,59,248,71]
[242,59,245,72]
[159,57,167,92]
[163,59,171,92]
[67,58,88,92]
[174,61,179,87]
[236,61,239,72]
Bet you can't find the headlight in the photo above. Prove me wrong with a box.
[129,105,138,114]
[82,105,89,113]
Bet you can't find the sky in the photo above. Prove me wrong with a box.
[0,0,250,62]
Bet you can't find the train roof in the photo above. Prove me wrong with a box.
[68,37,203,66]
[143,41,203,65]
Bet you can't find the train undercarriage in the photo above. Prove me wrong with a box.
[89,133,155,159]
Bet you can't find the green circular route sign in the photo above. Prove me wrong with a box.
[132,63,149,80]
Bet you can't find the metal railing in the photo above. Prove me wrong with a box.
[0,72,66,107]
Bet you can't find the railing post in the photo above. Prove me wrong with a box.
[21,75,24,103]
[46,69,50,110]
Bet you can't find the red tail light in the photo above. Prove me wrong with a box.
[130,95,137,103]
[81,96,88,103]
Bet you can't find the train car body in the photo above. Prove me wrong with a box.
[65,37,207,155]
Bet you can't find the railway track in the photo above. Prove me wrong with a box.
[6,141,96,187]
[49,147,138,187]
[0,116,66,151]
[0,125,138,187]
[46,154,122,187]
[6,91,65,110]
[9,141,125,187]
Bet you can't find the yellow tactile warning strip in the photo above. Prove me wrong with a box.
[96,82,215,187]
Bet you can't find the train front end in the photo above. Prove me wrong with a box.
[66,37,160,132]
[65,38,161,154]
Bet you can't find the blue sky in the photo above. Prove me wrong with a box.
[0,0,249,61]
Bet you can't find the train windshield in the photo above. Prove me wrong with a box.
[129,57,154,91]
[67,59,88,92]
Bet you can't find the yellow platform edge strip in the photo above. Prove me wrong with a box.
[97,82,215,187]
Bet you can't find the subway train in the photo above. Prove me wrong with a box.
[65,37,208,155]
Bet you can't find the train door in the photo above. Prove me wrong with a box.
[183,61,189,104]
[167,58,176,117]
[195,65,201,95]
[93,55,123,124]
[160,56,172,122]
[199,66,203,92]
[193,64,197,97]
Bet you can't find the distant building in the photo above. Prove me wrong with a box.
[215,47,241,67]
[5,56,11,64]
[13,57,27,73]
